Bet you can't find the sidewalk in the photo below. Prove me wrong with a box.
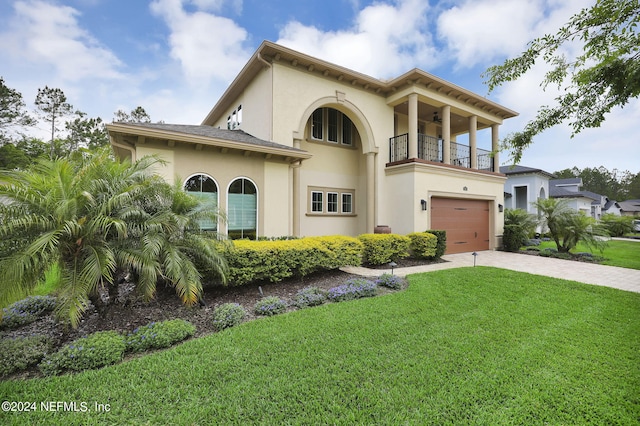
[342,250,640,294]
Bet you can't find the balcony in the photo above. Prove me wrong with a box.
[389,133,494,172]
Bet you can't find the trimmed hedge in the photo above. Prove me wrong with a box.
[0,335,53,377]
[424,229,447,259]
[358,234,410,265]
[222,236,363,286]
[125,319,196,353]
[407,232,438,258]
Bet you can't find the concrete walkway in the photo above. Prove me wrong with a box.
[342,250,640,294]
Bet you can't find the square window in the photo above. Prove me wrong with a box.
[311,191,323,212]
[327,192,338,213]
[342,193,353,213]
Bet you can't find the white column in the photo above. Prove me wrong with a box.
[491,124,500,172]
[366,152,375,233]
[469,115,478,169]
[292,139,302,236]
[442,105,451,164]
[408,94,418,159]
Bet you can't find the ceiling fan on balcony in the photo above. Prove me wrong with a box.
[432,111,442,123]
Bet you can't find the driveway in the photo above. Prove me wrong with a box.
[342,250,640,294]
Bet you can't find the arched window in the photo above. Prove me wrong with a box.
[310,107,354,146]
[184,174,218,231]
[228,178,257,239]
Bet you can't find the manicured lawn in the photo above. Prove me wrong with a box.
[536,239,640,269]
[1,267,639,425]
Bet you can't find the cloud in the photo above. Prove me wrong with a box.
[0,0,124,81]
[150,0,250,84]
[276,0,438,78]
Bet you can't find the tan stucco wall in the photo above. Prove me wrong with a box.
[137,146,175,184]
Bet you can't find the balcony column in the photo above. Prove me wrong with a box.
[366,152,376,233]
[292,138,302,236]
[469,115,478,169]
[408,93,418,159]
[491,124,500,172]
[442,105,451,164]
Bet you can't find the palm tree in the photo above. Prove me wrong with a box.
[0,150,227,327]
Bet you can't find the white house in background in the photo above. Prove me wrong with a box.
[549,178,606,219]
[500,165,554,215]
[603,199,622,216]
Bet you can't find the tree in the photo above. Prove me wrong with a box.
[533,198,608,253]
[0,149,227,327]
[483,0,640,163]
[65,111,109,151]
[0,77,34,134]
[34,86,74,159]
[0,143,30,170]
[113,106,152,123]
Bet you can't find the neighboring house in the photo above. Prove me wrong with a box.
[549,178,605,219]
[602,199,622,216]
[619,199,640,217]
[500,165,554,215]
[107,41,518,254]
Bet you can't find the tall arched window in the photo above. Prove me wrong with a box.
[228,178,257,239]
[184,174,218,231]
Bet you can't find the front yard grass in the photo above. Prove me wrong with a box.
[535,239,640,270]
[1,267,639,425]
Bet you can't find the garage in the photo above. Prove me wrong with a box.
[430,198,490,254]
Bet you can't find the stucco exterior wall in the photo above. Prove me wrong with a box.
[504,174,549,214]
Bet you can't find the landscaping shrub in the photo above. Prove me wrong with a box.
[424,229,447,259]
[1,295,57,330]
[600,214,634,237]
[125,319,196,353]
[293,287,328,308]
[254,296,287,316]
[375,273,406,290]
[358,234,410,265]
[327,278,377,302]
[221,236,363,286]
[407,232,438,258]
[503,209,538,252]
[39,331,126,376]
[0,335,53,377]
[212,303,247,331]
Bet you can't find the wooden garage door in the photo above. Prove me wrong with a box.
[431,198,490,254]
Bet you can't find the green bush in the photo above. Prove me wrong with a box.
[125,319,196,353]
[1,295,57,330]
[600,214,634,237]
[293,287,328,308]
[503,209,538,252]
[358,234,410,265]
[0,335,53,377]
[212,303,247,331]
[39,331,126,376]
[327,279,377,302]
[254,296,287,316]
[221,236,363,287]
[424,230,447,259]
[407,232,438,258]
[375,273,406,290]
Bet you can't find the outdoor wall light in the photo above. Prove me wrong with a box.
[499,204,504,213]
[420,199,427,211]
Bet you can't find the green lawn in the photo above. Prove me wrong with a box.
[2,267,639,425]
[535,239,640,269]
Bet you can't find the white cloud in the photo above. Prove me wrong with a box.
[276,0,438,78]
[150,0,250,84]
[0,0,124,81]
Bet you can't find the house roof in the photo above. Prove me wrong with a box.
[106,122,312,163]
[550,177,582,187]
[549,180,603,202]
[499,165,555,178]
[604,199,620,210]
[619,199,640,212]
[202,40,519,126]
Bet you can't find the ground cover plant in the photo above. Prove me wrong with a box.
[1,267,638,425]
[533,239,640,270]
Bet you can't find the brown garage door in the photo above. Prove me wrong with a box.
[431,198,490,254]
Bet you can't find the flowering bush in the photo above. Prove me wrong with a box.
[375,273,406,290]
[254,296,287,316]
[212,303,247,331]
[293,287,327,308]
[39,331,126,376]
[327,279,377,302]
[1,295,57,330]
[0,335,53,377]
[125,319,196,353]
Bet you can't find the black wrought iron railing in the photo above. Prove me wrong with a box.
[388,133,494,171]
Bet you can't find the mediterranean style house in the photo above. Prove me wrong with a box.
[107,41,518,254]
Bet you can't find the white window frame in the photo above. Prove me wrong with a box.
[311,191,323,213]
[310,108,354,146]
[341,193,353,214]
[327,192,339,213]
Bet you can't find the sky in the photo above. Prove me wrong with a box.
[0,0,637,174]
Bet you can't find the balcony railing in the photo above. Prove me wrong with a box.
[389,133,494,172]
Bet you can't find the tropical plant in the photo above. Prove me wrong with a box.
[533,198,608,253]
[0,149,227,328]
[503,208,539,252]
[600,214,635,237]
